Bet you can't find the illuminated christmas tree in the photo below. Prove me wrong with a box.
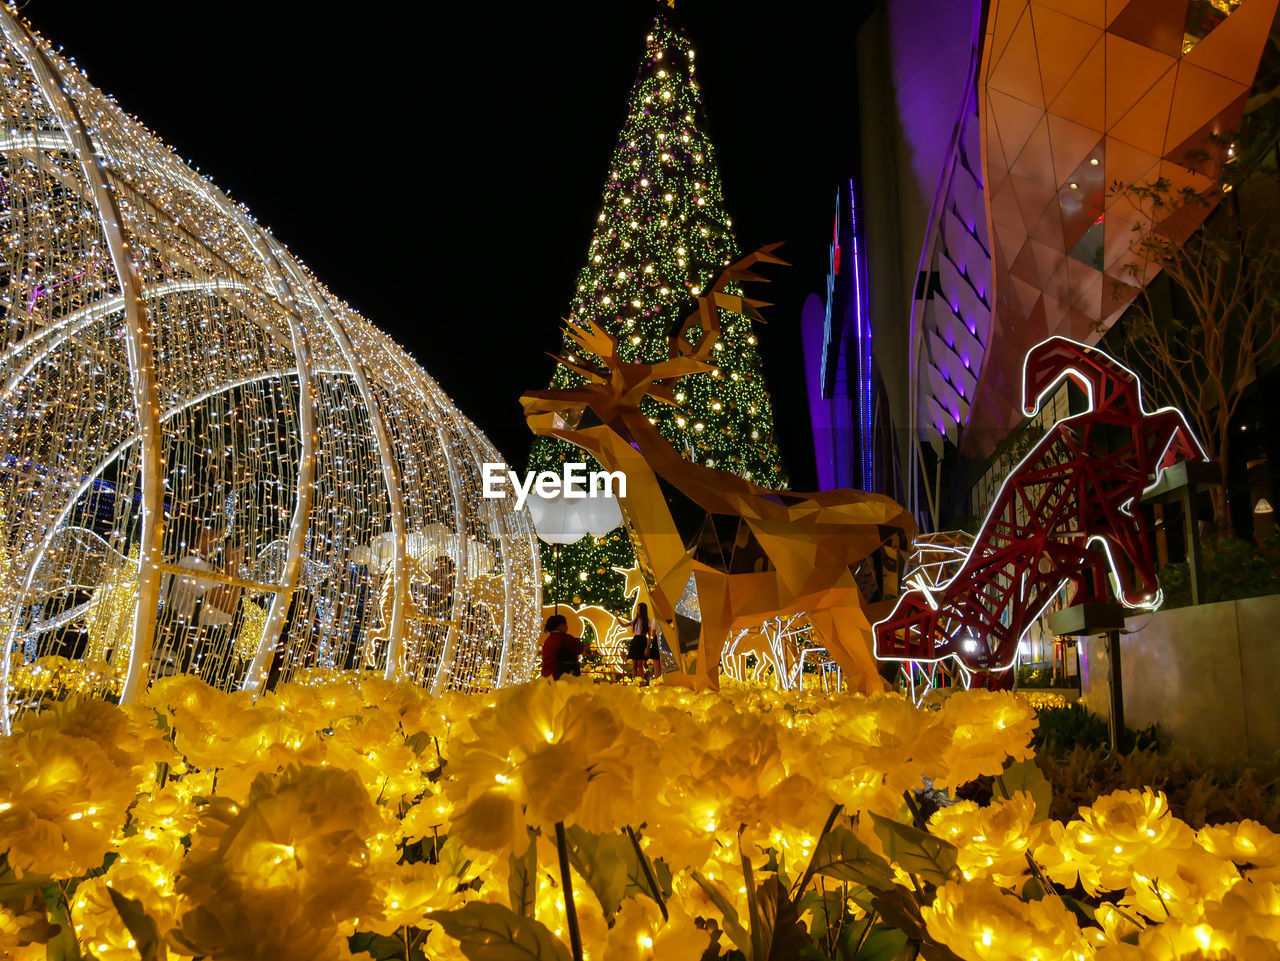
[530,7,787,612]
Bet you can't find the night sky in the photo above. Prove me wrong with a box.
[22,1,872,491]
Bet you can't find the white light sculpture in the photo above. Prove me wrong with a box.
[0,11,541,729]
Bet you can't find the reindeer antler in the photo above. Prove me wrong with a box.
[543,244,786,407]
[677,243,787,359]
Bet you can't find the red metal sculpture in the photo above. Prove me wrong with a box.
[874,337,1206,687]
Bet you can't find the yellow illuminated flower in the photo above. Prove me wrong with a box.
[929,791,1047,886]
[605,896,710,961]
[0,725,137,878]
[1198,820,1280,883]
[69,876,144,961]
[936,690,1037,788]
[923,879,1090,961]
[366,860,464,935]
[1092,920,1232,960]
[173,765,377,960]
[818,693,950,813]
[1202,879,1280,956]
[445,677,644,852]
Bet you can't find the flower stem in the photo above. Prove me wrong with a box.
[853,907,879,957]
[555,821,584,961]
[625,825,667,920]
[902,790,927,830]
[739,827,762,961]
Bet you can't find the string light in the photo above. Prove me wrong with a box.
[0,12,543,720]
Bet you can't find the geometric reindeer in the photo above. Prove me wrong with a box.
[522,247,915,692]
[874,336,1206,687]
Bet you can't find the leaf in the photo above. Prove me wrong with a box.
[692,870,753,959]
[1000,760,1052,822]
[509,829,537,917]
[0,857,52,903]
[848,926,908,961]
[848,885,877,914]
[563,825,649,919]
[41,883,81,961]
[920,937,966,961]
[869,885,926,942]
[108,888,168,961]
[796,888,844,941]
[0,874,52,903]
[429,902,571,961]
[808,826,896,891]
[405,730,435,755]
[652,856,674,899]
[755,877,813,961]
[439,835,472,882]
[348,932,407,960]
[869,814,959,887]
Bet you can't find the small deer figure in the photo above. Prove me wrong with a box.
[522,248,915,692]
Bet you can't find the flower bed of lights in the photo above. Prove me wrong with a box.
[0,10,541,725]
[1,675,1277,961]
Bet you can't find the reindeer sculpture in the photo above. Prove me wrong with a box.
[874,337,1206,686]
[522,248,915,692]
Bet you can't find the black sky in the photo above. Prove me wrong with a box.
[21,0,872,491]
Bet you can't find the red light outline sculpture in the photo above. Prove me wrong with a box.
[874,337,1206,687]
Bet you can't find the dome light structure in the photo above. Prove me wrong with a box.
[0,10,541,729]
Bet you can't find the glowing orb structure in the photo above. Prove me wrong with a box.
[0,11,541,728]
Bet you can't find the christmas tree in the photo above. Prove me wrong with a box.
[529,6,787,613]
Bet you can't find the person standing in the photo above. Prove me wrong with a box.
[540,615,583,679]
[645,625,664,680]
[620,603,652,680]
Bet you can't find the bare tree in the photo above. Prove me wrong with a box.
[1108,177,1280,537]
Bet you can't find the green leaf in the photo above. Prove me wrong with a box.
[509,829,538,917]
[429,902,571,961]
[796,888,844,942]
[1021,876,1048,901]
[869,814,959,887]
[405,730,435,756]
[754,876,813,961]
[920,937,966,961]
[439,835,472,882]
[41,883,81,961]
[108,888,168,961]
[653,856,674,899]
[0,873,52,904]
[349,932,408,960]
[808,826,896,891]
[868,885,926,942]
[563,825,650,919]
[847,926,908,961]
[999,760,1052,821]
[692,870,753,960]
